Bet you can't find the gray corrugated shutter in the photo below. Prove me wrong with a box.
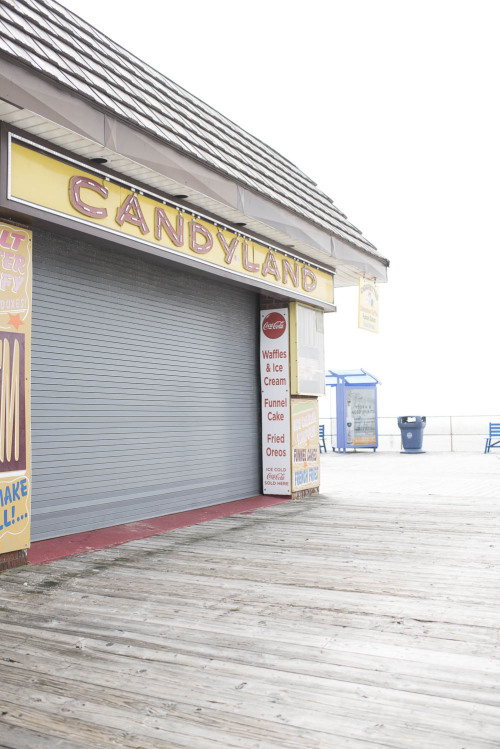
[31,229,261,541]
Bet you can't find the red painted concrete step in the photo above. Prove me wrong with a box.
[27,494,290,565]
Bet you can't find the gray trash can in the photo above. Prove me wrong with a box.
[398,416,426,453]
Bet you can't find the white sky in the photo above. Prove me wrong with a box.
[60,0,500,416]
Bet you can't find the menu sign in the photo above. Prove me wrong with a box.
[260,309,290,494]
[291,398,320,491]
[346,387,377,447]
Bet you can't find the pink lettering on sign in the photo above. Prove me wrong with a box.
[302,267,317,292]
[262,251,281,281]
[155,208,184,246]
[116,194,149,234]
[262,312,286,339]
[189,221,213,254]
[0,275,23,292]
[242,241,259,272]
[0,230,26,252]
[217,232,239,264]
[69,176,108,218]
[282,258,299,287]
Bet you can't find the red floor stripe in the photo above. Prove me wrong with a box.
[27,494,291,565]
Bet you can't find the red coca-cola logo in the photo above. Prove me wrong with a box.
[262,312,286,339]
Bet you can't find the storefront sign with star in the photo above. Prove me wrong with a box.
[0,222,32,554]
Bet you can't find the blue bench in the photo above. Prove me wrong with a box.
[484,423,500,453]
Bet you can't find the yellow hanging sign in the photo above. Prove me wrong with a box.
[358,277,379,333]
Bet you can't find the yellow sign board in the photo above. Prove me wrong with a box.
[0,222,32,554]
[358,277,379,333]
[289,302,325,396]
[9,140,335,307]
[291,398,320,492]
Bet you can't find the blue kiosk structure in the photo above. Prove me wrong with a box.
[326,369,380,453]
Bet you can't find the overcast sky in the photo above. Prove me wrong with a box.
[59,0,500,417]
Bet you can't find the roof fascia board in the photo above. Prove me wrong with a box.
[0,53,105,142]
[237,187,388,282]
[0,55,387,281]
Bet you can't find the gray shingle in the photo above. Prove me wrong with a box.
[0,0,384,260]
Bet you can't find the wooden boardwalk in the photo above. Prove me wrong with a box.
[1,451,500,748]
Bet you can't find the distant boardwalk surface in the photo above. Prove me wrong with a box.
[1,452,500,748]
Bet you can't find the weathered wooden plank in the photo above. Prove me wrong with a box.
[2,640,498,715]
[1,452,500,747]
[0,723,91,749]
[3,600,500,662]
[3,617,500,695]
[2,655,500,749]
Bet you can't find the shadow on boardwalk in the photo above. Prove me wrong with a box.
[1,452,500,748]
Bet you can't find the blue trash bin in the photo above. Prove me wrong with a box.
[398,416,426,453]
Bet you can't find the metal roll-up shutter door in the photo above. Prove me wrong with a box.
[31,229,261,541]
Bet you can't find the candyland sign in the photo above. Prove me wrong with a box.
[7,137,335,308]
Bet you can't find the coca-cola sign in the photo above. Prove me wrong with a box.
[262,311,287,339]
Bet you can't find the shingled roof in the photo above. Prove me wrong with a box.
[0,0,388,282]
